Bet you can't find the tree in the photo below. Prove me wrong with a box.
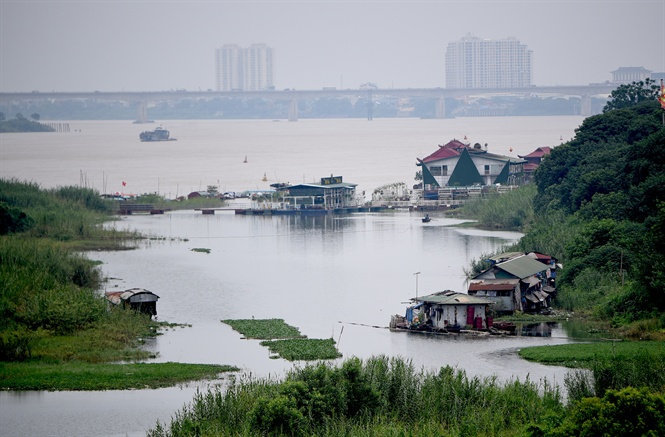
[0,112,5,121]
[30,113,40,121]
[603,79,660,112]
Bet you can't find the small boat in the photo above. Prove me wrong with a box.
[422,214,431,223]
[139,127,176,142]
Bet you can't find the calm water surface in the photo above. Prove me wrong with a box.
[0,118,584,436]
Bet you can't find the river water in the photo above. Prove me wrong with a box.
[0,117,584,437]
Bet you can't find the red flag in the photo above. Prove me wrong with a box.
[659,79,665,110]
[122,181,127,187]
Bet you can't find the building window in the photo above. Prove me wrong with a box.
[430,166,442,176]
[484,165,490,175]
[442,165,448,176]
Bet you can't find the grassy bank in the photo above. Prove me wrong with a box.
[519,340,665,368]
[0,362,237,391]
[0,179,237,390]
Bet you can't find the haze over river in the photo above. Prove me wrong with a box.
[1,117,585,436]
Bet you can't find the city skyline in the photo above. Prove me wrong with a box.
[1,1,663,92]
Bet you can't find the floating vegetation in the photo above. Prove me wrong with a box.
[260,338,342,361]
[222,319,341,361]
[191,247,211,254]
[221,318,303,340]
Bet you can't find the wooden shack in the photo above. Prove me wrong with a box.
[105,288,159,317]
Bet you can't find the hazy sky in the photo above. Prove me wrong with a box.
[1,0,664,92]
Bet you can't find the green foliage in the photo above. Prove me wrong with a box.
[603,78,661,112]
[149,356,563,437]
[260,338,342,361]
[222,318,304,339]
[0,361,238,390]
[0,201,34,234]
[525,101,665,321]
[538,387,665,437]
[459,184,536,230]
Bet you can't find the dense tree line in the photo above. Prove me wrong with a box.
[527,94,665,323]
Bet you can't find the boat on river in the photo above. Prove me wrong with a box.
[422,214,431,223]
[139,127,176,142]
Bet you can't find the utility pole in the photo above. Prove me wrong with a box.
[414,271,421,301]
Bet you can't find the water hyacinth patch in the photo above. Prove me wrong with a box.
[221,318,304,340]
[260,338,342,361]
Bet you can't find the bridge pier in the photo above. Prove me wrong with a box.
[435,97,446,119]
[288,99,298,121]
[136,100,149,123]
[580,94,592,117]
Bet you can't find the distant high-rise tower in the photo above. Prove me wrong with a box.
[445,35,532,89]
[215,44,274,91]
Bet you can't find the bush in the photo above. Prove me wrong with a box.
[545,387,665,437]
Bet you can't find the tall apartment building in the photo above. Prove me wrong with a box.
[445,35,532,89]
[215,44,274,91]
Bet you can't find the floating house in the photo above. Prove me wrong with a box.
[417,139,525,191]
[105,288,159,317]
[392,290,494,333]
[467,252,557,314]
[278,175,358,210]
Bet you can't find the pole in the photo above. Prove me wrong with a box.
[414,272,421,301]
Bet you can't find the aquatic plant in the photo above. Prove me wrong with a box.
[222,318,304,340]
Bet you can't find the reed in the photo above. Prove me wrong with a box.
[148,356,562,437]
[458,184,536,231]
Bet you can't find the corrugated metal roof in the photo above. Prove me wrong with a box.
[468,280,518,291]
[496,255,547,279]
[416,290,493,305]
[105,288,159,305]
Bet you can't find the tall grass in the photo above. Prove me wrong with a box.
[0,179,153,361]
[458,184,536,231]
[148,356,562,437]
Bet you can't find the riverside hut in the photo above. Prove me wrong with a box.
[393,290,493,333]
[105,288,159,317]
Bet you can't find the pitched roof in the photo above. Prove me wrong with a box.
[422,139,467,163]
[495,255,548,279]
[519,147,551,159]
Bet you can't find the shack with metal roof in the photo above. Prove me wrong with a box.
[395,290,493,333]
[469,253,557,313]
[105,288,159,317]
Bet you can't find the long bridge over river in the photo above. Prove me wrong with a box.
[0,84,615,121]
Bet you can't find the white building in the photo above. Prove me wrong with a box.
[215,44,274,91]
[611,67,651,84]
[445,35,532,89]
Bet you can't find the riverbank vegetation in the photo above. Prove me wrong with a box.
[149,354,665,436]
[1,361,237,391]
[0,178,236,390]
[461,97,665,339]
[149,356,563,437]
